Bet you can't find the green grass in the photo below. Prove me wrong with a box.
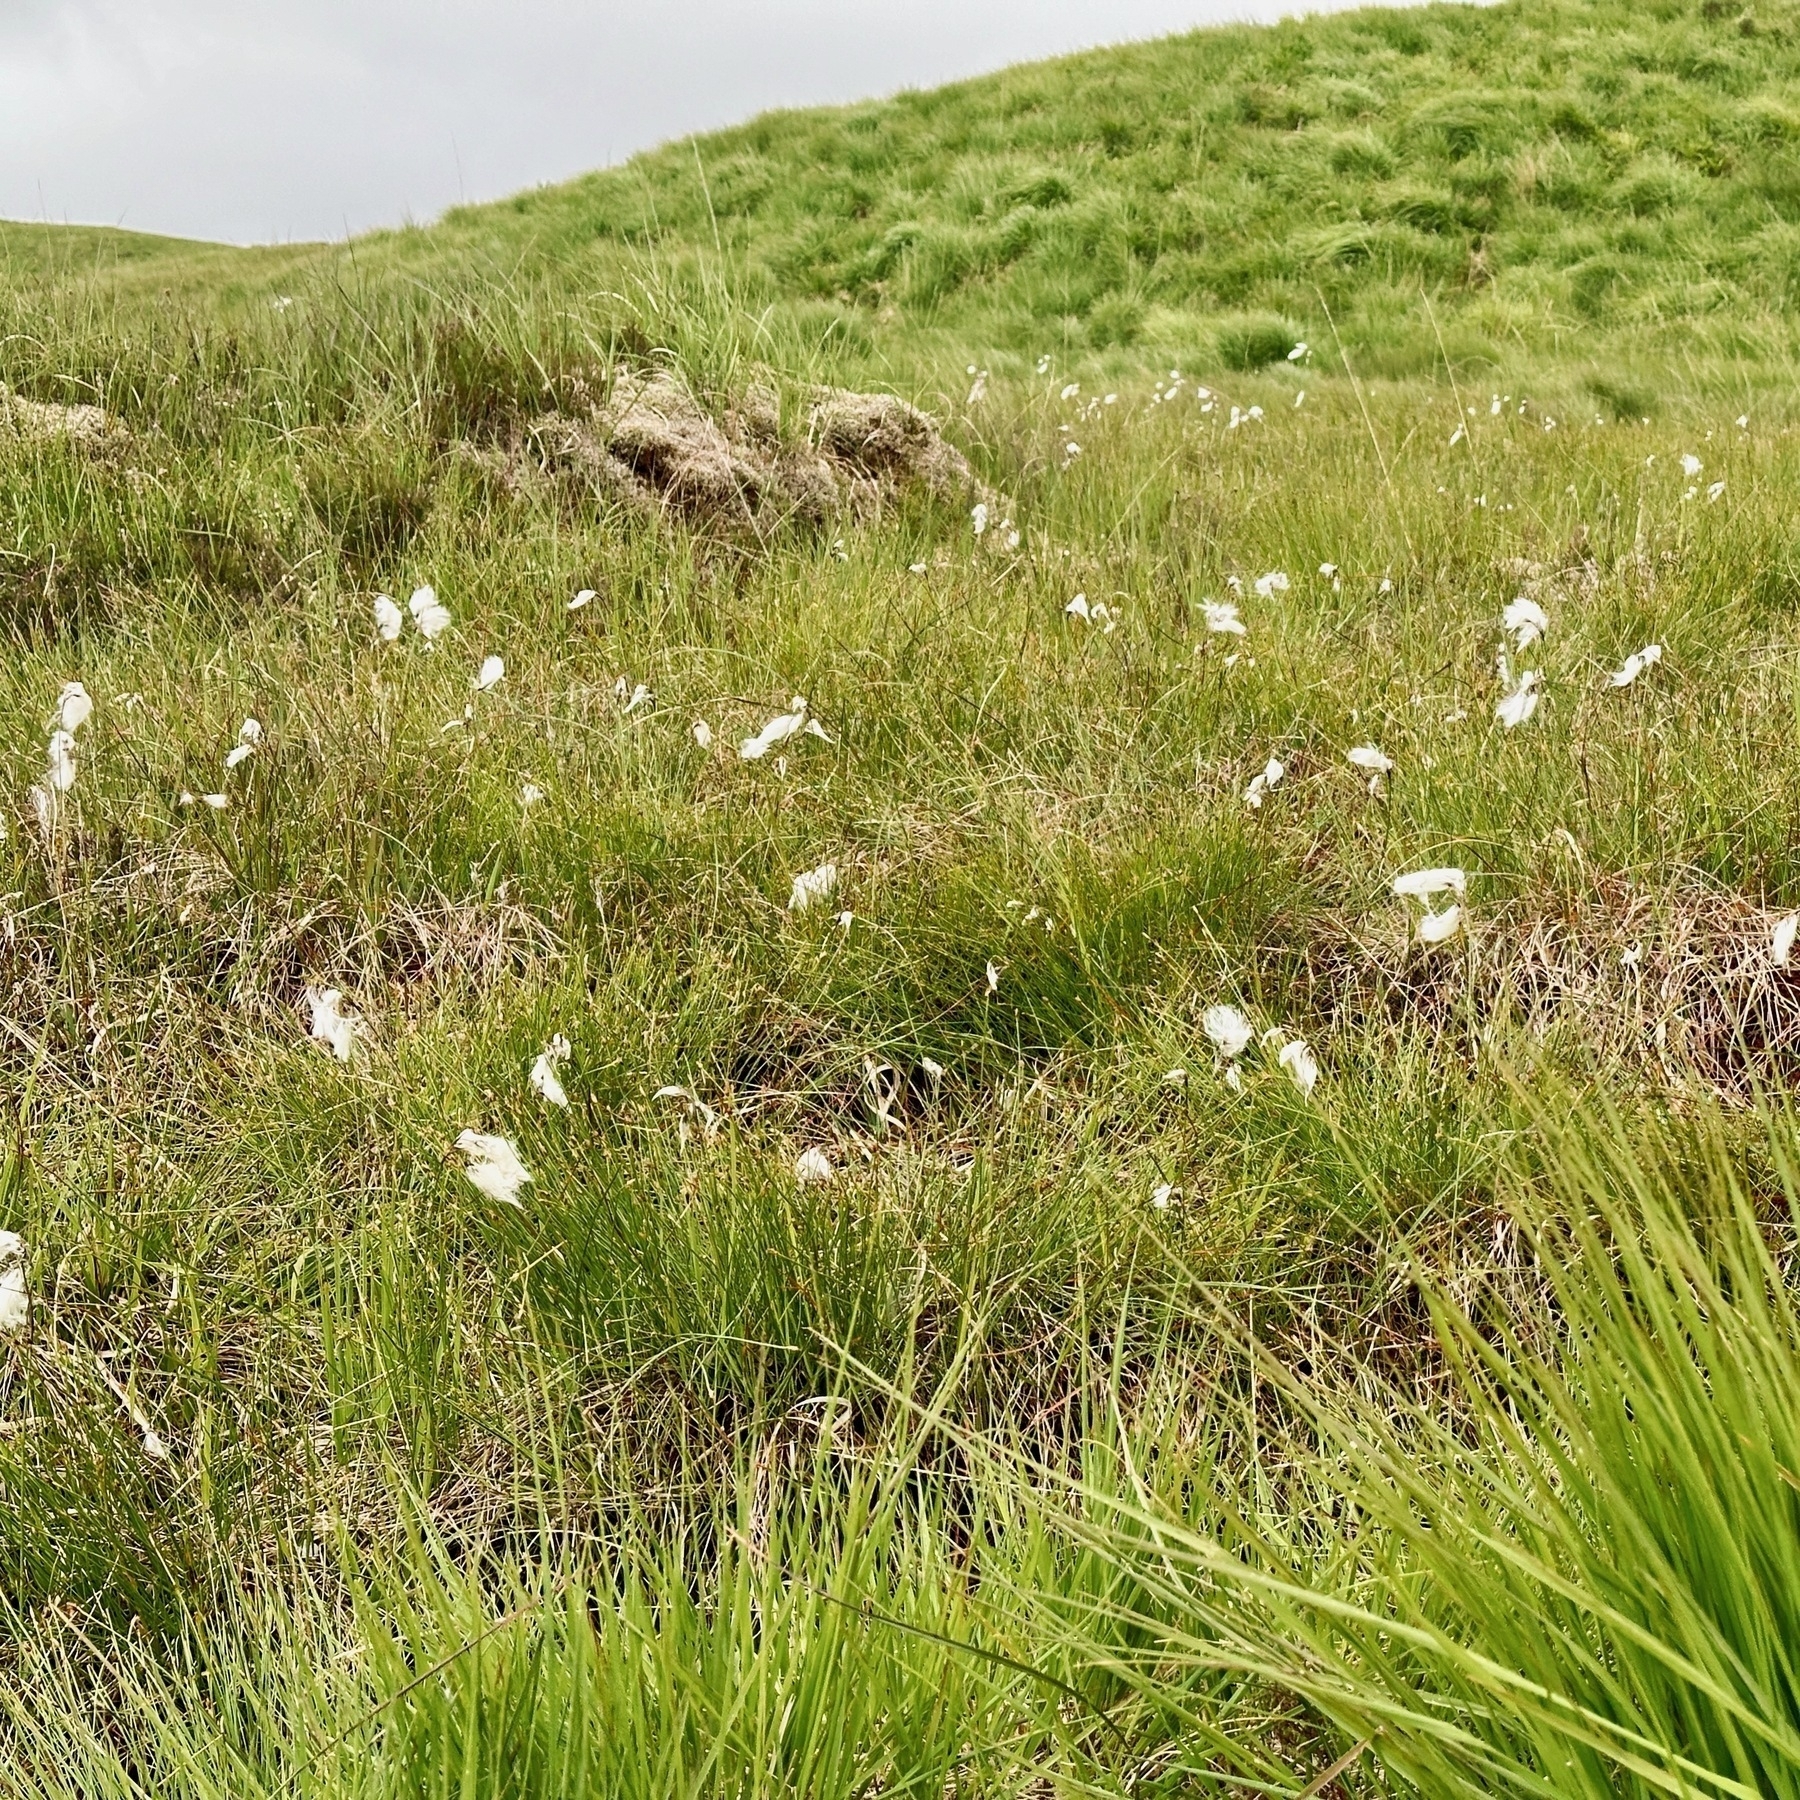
[4,0,1800,1790]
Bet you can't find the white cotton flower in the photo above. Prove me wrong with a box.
[529,1034,571,1108]
[45,730,76,793]
[1347,745,1393,775]
[200,792,228,809]
[1060,382,1080,400]
[473,655,505,692]
[1707,480,1726,503]
[1502,596,1549,652]
[0,1230,26,1333]
[971,502,989,537]
[1609,644,1662,688]
[1065,593,1090,620]
[1277,1038,1319,1097]
[788,861,839,913]
[303,985,357,1061]
[225,718,261,769]
[618,682,652,715]
[1244,757,1284,808]
[455,1131,532,1208]
[1496,670,1541,728]
[520,782,544,806]
[740,699,811,760]
[653,1083,720,1137]
[986,960,1000,994]
[409,586,450,639]
[567,588,596,612]
[1680,453,1703,479]
[1774,913,1799,969]
[374,594,403,641]
[692,720,713,750]
[1151,1182,1176,1210]
[1319,563,1338,578]
[794,1146,834,1184]
[1287,340,1309,361]
[1203,599,1247,637]
[1203,1004,1253,1059]
[1253,571,1290,598]
[1393,867,1466,901]
[53,683,93,734]
[1416,905,1463,946]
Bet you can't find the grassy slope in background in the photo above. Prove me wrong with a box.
[0,0,1798,1793]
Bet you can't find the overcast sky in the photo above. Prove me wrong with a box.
[3,0,1397,245]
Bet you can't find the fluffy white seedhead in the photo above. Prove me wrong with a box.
[473,655,505,692]
[794,1147,834,1184]
[1393,866,1467,901]
[985,960,1000,995]
[0,1230,27,1333]
[1496,669,1542,728]
[1347,745,1393,775]
[374,594,404,641]
[529,1034,571,1108]
[1202,600,1247,637]
[1774,913,1799,970]
[1278,1037,1319,1097]
[304,985,357,1061]
[1680,453,1703,478]
[568,588,596,612]
[1253,571,1290,598]
[971,502,989,537]
[1417,904,1463,947]
[53,683,93,734]
[1244,758,1285,809]
[692,720,714,750]
[45,730,76,794]
[1204,1005,1253,1059]
[1610,644,1663,688]
[455,1130,532,1208]
[225,718,262,770]
[409,585,451,640]
[740,699,810,761]
[788,862,840,914]
[1502,596,1548,652]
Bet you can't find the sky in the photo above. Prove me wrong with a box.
[2,0,1398,246]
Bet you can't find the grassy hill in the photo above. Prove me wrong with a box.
[34,0,1800,384]
[4,3,1800,1795]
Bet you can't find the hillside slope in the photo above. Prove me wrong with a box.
[36,0,1800,381]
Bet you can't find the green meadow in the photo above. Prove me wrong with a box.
[4,0,1800,1791]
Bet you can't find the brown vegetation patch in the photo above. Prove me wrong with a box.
[1317,875,1800,1097]
[503,372,989,529]
[0,387,129,453]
